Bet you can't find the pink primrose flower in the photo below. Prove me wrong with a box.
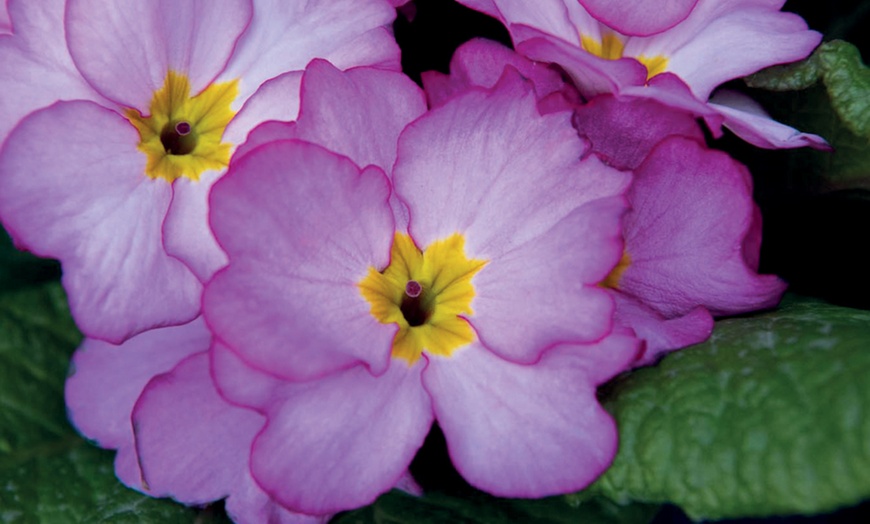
[424,41,786,364]
[456,0,827,150]
[0,0,399,344]
[202,63,639,514]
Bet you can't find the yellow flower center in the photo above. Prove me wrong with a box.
[358,233,487,364]
[601,251,631,289]
[125,71,238,182]
[581,33,669,80]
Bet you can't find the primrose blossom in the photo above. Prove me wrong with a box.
[456,0,827,150]
[426,41,787,363]
[0,0,399,344]
[198,62,639,514]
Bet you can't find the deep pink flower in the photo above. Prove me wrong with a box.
[203,64,638,514]
[457,0,827,150]
[0,0,399,344]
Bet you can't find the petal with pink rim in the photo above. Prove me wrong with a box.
[249,362,433,515]
[610,291,714,366]
[0,0,103,144]
[572,93,705,170]
[578,0,698,36]
[133,353,262,505]
[514,25,648,98]
[291,60,426,173]
[204,141,396,380]
[423,334,638,498]
[422,38,573,111]
[709,90,830,151]
[472,197,625,364]
[218,0,400,101]
[65,318,211,451]
[223,70,304,148]
[0,101,201,342]
[394,71,630,260]
[618,136,787,318]
[65,0,252,110]
[623,0,821,100]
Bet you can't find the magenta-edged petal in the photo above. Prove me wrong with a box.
[0,2,10,33]
[423,38,570,109]
[579,0,698,36]
[472,197,625,363]
[624,0,821,100]
[226,474,330,524]
[394,71,630,260]
[292,60,426,173]
[573,93,704,170]
[463,0,580,43]
[232,120,297,163]
[0,0,102,143]
[611,291,713,366]
[218,0,399,100]
[211,341,286,409]
[65,0,251,110]
[709,90,830,151]
[65,318,211,450]
[620,136,787,317]
[250,362,433,514]
[163,170,227,283]
[618,72,725,138]
[515,25,648,98]
[0,102,200,342]
[133,353,264,504]
[224,70,303,147]
[423,335,638,497]
[204,141,395,380]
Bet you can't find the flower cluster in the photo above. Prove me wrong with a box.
[0,0,819,521]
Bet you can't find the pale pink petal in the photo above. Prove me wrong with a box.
[65,0,252,109]
[133,353,264,504]
[514,25,648,98]
[0,1,10,33]
[422,38,572,110]
[292,60,426,173]
[578,0,699,36]
[709,90,830,150]
[65,318,211,450]
[394,71,630,260]
[204,141,395,380]
[423,334,638,497]
[464,0,580,44]
[572,93,704,170]
[210,341,286,409]
[227,474,330,524]
[623,0,821,100]
[249,362,433,514]
[0,0,103,143]
[218,0,399,101]
[0,102,201,342]
[472,197,625,363]
[232,121,297,163]
[163,170,227,283]
[610,292,713,366]
[620,136,787,317]
[224,70,303,147]
[64,318,210,493]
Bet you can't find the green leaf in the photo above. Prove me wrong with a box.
[744,40,870,188]
[332,489,658,524]
[592,295,870,520]
[0,283,220,523]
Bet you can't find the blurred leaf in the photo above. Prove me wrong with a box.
[592,295,870,520]
[332,489,658,524]
[0,283,223,523]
